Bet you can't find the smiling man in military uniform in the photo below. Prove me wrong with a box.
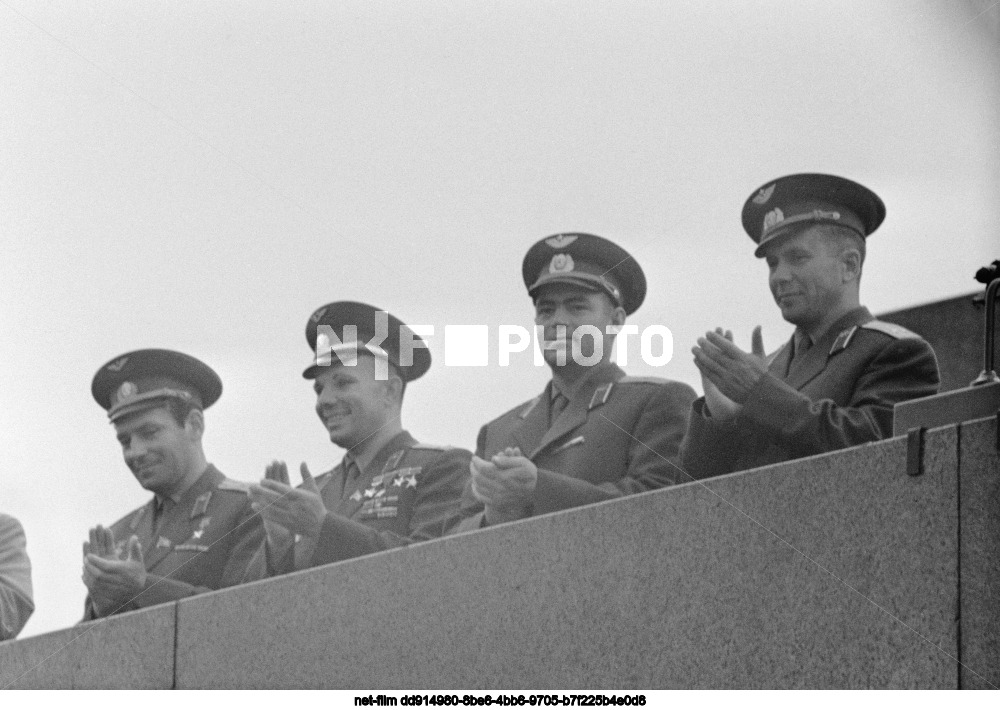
[681,173,941,479]
[244,301,471,576]
[457,233,697,528]
[82,349,264,619]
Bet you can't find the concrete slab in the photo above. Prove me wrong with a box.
[959,416,1000,689]
[0,604,175,689]
[175,426,959,689]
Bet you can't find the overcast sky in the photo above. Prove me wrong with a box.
[1,1,997,638]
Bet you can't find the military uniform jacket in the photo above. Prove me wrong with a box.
[680,306,941,479]
[0,513,33,640]
[254,431,472,576]
[457,360,697,528]
[83,465,263,620]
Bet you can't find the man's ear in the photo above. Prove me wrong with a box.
[841,248,862,283]
[384,372,404,406]
[611,306,627,328]
[185,409,205,440]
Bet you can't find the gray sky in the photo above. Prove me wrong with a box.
[1,1,997,638]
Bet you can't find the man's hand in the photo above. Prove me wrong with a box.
[470,446,537,525]
[84,524,117,560]
[249,462,327,540]
[693,326,768,407]
[82,532,146,616]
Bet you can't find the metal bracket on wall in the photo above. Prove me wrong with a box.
[907,426,925,477]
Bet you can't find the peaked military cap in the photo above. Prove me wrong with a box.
[522,232,646,315]
[303,301,431,381]
[92,349,222,423]
[742,173,886,257]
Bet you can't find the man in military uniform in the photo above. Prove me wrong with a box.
[82,349,264,619]
[681,173,941,479]
[0,513,33,640]
[457,233,697,528]
[244,302,471,575]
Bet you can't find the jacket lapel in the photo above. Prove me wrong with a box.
[131,500,157,560]
[510,393,551,459]
[781,307,873,391]
[329,431,417,518]
[530,362,623,458]
[144,466,221,573]
[783,338,830,390]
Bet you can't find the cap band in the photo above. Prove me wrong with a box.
[313,338,391,368]
[108,387,198,422]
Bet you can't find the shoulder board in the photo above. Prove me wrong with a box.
[617,375,671,386]
[861,320,922,340]
[216,478,251,493]
[410,442,452,451]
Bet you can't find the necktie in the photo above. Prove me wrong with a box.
[340,456,362,501]
[152,497,173,535]
[790,333,812,369]
[550,392,570,426]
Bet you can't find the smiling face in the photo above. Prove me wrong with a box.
[764,225,859,334]
[114,406,201,497]
[533,283,625,370]
[312,354,400,452]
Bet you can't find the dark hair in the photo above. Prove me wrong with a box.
[163,397,203,427]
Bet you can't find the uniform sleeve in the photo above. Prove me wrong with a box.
[308,448,472,567]
[679,397,760,480]
[447,426,490,533]
[82,571,206,619]
[740,336,939,458]
[239,522,295,582]
[0,516,34,640]
[532,381,697,514]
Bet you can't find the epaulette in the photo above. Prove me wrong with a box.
[861,320,922,340]
[217,478,251,493]
[410,442,452,451]
[617,375,671,386]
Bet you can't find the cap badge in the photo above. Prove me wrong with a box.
[753,184,776,205]
[549,253,575,274]
[107,357,128,372]
[545,234,577,249]
[310,307,328,324]
[116,381,138,403]
[763,207,784,233]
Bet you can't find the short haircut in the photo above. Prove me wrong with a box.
[816,223,866,266]
[164,397,202,427]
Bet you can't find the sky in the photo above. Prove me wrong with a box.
[1,1,997,638]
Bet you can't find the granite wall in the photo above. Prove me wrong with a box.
[3,417,997,689]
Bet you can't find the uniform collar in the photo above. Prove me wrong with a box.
[342,430,416,478]
[549,359,622,404]
[155,463,218,506]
